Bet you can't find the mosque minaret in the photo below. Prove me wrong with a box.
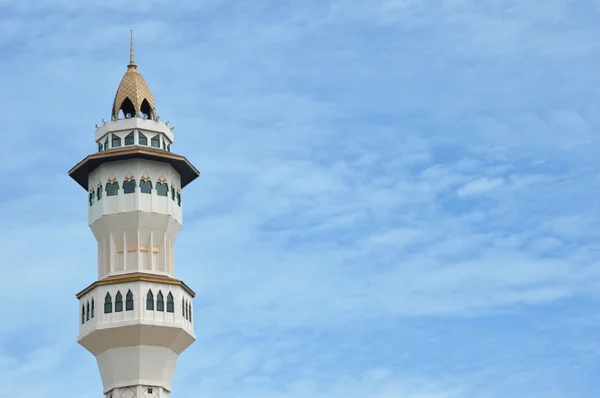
[68,32,200,398]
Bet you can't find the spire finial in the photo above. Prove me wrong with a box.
[129,29,135,67]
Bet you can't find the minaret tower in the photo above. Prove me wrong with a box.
[68,32,200,398]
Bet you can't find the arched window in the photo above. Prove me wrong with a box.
[115,291,123,312]
[166,292,174,313]
[125,131,134,146]
[106,179,119,196]
[119,97,135,118]
[89,191,94,207]
[185,299,189,320]
[139,132,148,145]
[189,303,192,322]
[123,176,137,194]
[98,142,103,152]
[157,291,164,312]
[171,185,175,201]
[91,298,95,318]
[104,136,109,151]
[126,290,134,311]
[81,304,85,324]
[104,293,112,313]
[182,298,185,318]
[151,135,160,148]
[97,184,103,201]
[156,182,168,197]
[146,290,154,310]
[162,140,166,150]
[111,134,121,148]
[140,178,152,194]
[167,144,171,152]
[177,191,182,206]
[86,301,90,321]
[141,99,154,120]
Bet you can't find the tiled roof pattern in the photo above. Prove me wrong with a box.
[111,65,157,119]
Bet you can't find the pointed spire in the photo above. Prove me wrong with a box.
[129,29,135,68]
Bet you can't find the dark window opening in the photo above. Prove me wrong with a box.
[147,387,153,394]
[115,291,123,312]
[156,182,168,197]
[141,99,154,120]
[146,290,154,310]
[167,292,174,313]
[139,132,148,145]
[123,178,137,194]
[177,192,181,206]
[106,182,119,196]
[162,139,166,150]
[97,185,102,201]
[126,290,134,311]
[81,305,85,324]
[125,131,134,146]
[104,293,112,313]
[91,298,95,318]
[86,301,90,321]
[157,291,164,312]
[185,300,188,320]
[171,187,175,200]
[89,192,94,207]
[119,97,135,118]
[151,135,160,148]
[167,144,171,152]
[104,136,109,151]
[98,142,103,152]
[140,180,152,194]
[189,303,192,322]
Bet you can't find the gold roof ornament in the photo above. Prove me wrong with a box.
[111,30,157,120]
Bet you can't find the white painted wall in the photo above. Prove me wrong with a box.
[95,117,174,143]
[88,159,183,279]
[78,281,195,340]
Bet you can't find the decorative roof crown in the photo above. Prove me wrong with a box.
[111,30,157,120]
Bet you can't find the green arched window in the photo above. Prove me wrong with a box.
[89,191,94,207]
[156,182,168,197]
[139,132,148,145]
[91,298,95,318]
[146,290,154,310]
[98,142,103,152]
[112,134,121,148]
[106,181,119,196]
[151,135,160,148]
[104,136,109,151]
[176,192,181,206]
[104,293,112,313]
[126,290,134,311]
[97,185,102,201]
[86,301,90,321]
[125,131,134,146]
[157,291,164,312]
[140,179,152,194]
[166,292,174,313]
[115,291,123,312]
[81,304,85,324]
[123,178,136,194]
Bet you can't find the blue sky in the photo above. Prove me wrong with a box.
[0,0,599,397]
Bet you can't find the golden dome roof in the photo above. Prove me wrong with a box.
[111,31,157,120]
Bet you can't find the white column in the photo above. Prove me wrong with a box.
[150,230,155,271]
[123,230,127,271]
